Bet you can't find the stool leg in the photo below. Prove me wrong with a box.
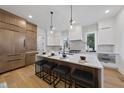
[49,71,52,85]
[74,80,77,88]
[65,75,66,88]
[35,64,36,75]
[43,67,45,80]
[40,66,42,78]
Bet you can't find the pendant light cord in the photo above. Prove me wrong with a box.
[70,5,73,25]
[71,5,72,22]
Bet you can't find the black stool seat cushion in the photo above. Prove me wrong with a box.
[35,60,47,66]
[72,69,93,82]
[43,62,57,70]
[53,65,70,75]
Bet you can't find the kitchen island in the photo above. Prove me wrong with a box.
[37,53,103,88]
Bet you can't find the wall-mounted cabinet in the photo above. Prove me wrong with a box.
[98,17,114,29]
[98,17,115,45]
[69,26,83,40]
[98,28,114,45]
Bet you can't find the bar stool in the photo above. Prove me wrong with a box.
[42,62,57,85]
[52,65,71,88]
[35,60,47,78]
[71,69,94,88]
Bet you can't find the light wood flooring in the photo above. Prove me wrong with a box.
[0,65,124,88]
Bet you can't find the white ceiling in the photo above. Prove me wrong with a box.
[0,5,123,31]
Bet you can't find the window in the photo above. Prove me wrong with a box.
[85,32,97,52]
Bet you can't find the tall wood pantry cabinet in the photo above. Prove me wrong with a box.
[25,22,37,66]
[0,9,37,73]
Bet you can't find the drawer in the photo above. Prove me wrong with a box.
[11,58,25,69]
[7,53,25,61]
[0,54,25,73]
[0,55,6,64]
[0,62,12,73]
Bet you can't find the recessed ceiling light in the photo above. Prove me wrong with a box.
[105,10,110,14]
[28,15,32,18]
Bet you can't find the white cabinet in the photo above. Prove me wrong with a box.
[98,17,115,45]
[98,17,114,29]
[69,26,82,40]
[98,28,114,45]
[47,31,61,46]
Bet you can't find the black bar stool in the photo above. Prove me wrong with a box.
[42,62,57,85]
[71,69,94,88]
[52,65,71,88]
[35,60,47,78]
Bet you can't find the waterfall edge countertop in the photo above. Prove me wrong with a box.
[37,53,104,88]
[37,53,103,69]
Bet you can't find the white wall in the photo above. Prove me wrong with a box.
[37,27,46,54]
[114,7,124,75]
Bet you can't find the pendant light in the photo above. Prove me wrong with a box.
[50,11,54,34]
[69,5,75,29]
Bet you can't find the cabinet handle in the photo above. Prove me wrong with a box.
[24,39,25,48]
[101,27,112,30]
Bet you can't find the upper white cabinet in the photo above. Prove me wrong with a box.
[98,17,114,29]
[47,31,61,46]
[69,26,83,40]
[98,28,114,45]
[98,17,115,45]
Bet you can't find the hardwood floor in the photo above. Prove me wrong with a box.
[104,68,124,88]
[0,65,124,88]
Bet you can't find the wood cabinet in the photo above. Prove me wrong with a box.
[0,29,15,55]
[25,22,37,66]
[25,52,37,66]
[0,9,37,73]
[26,22,37,51]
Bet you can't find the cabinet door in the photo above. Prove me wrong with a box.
[26,31,37,51]
[98,17,114,30]
[98,28,114,45]
[0,29,14,55]
[0,55,12,73]
[25,53,36,66]
[14,31,25,53]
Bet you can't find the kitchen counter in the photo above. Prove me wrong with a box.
[37,53,104,88]
[38,53,103,69]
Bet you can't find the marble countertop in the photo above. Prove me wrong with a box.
[37,53,103,69]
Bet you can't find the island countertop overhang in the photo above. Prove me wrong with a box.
[37,53,103,69]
